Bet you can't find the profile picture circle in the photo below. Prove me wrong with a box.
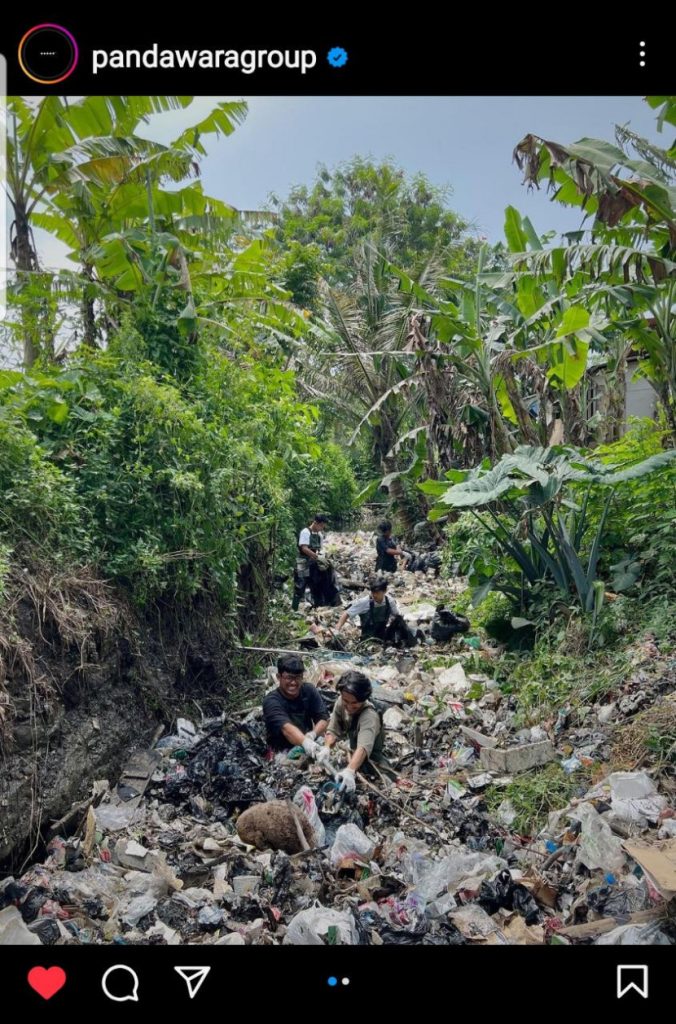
[18,24,79,85]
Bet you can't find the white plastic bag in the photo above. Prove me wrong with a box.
[403,849,506,899]
[283,902,358,945]
[329,824,376,867]
[609,771,667,825]
[569,802,626,874]
[293,785,325,847]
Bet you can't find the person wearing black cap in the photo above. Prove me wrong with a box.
[335,576,415,647]
[321,671,388,791]
[292,513,331,610]
[262,654,328,755]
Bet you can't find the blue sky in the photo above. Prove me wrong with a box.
[34,95,662,267]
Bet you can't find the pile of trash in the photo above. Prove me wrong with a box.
[1,530,674,946]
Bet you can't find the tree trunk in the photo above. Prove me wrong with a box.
[81,263,98,348]
[12,203,40,368]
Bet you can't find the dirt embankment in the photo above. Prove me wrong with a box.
[0,560,231,870]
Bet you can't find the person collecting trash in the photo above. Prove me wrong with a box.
[335,577,417,647]
[317,671,395,790]
[262,654,328,758]
[375,520,407,572]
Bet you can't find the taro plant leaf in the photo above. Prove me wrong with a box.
[440,464,520,507]
[591,448,676,484]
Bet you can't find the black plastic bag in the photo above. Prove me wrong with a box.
[431,604,470,641]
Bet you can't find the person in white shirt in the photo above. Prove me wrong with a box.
[335,577,415,646]
[292,513,327,610]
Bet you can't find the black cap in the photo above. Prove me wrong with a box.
[314,513,329,524]
[369,576,388,591]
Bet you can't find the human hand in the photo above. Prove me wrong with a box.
[316,745,332,767]
[336,767,356,793]
[302,736,319,758]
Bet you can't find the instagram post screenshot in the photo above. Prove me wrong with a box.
[0,15,674,1011]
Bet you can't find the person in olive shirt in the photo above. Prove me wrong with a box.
[375,520,407,573]
[322,671,389,791]
[263,654,328,755]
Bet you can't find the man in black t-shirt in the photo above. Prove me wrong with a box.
[375,520,406,573]
[263,654,329,754]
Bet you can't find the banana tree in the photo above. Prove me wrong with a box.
[5,96,251,363]
[512,99,676,436]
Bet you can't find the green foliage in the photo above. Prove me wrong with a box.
[430,442,676,619]
[0,416,87,557]
[485,764,589,836]
[589,421,676,599]
[272,157,476,285]
[283,442,358,535]
[0,333,356,610]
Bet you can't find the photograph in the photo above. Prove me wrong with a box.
[1,89,675,958]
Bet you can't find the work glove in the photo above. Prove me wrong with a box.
[336,767,356,793]
[316,745,332,767]
[302,735,319,758]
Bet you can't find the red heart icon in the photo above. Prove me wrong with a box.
[27,966,67,1000]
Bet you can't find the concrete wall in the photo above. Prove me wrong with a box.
[625,364,658,422]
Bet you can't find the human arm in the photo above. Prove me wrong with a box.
[263,691,322,752]
[339,707,380,778]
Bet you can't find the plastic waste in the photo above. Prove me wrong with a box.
[479,869,541,925]
[496,800,517,827]
[121,894,157,927]
[435,663,470,697]
[403,849,506,900]
[198,906,225,929]
[293,785,326,847]
[609,771,668,826]
[155,718,199,752]
[0,906,42,945]
[430,606,470,641]
[283,903,358,945]
[329,824,376,868]
[377,892,427,933]
[658,819,676,839]
[596,922,672,945]
[569,802,626,874]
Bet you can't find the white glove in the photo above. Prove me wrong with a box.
[316,745,332,766]
[302,736,319,758]
[336,767,356,793]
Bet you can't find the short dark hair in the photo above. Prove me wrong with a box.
[277,654,304,675]
[314,513,329,524]
[337,671,372,702]
[369,576,388,592]
[378,520,392,533]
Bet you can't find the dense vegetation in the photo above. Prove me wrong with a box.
[1,93,675,670]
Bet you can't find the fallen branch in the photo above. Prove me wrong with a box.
[356,771,447,843]
[47,797,93,840]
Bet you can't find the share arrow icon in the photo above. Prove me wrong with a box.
[174,966,211,999]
